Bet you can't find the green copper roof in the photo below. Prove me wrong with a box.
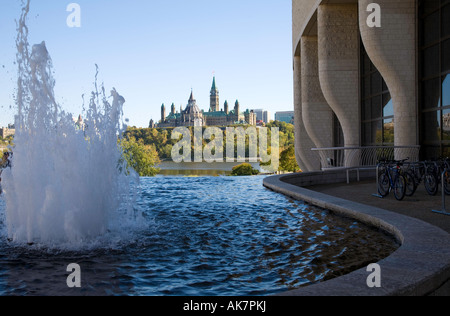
[211,76,218,92]
[166,112,181,120]
[204,111,227,117]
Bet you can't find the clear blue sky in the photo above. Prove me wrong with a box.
[0,0,293,128]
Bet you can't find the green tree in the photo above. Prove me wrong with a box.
[279,145,300,172]
[231,163,260,176]
[259,122,296,172]
[120,137,160,177]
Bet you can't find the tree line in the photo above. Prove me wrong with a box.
[121,121,300,176]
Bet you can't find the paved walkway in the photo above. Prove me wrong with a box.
[307,180,450,234]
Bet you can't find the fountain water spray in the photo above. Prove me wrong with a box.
[2,0,141,247]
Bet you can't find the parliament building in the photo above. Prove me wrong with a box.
[156,77,256,128]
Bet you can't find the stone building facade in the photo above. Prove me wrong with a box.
[0,127,15,139]
[158,77,256,128]
[293,0,450,171]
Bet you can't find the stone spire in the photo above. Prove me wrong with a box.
[210,76,220,112]
[211,76,218,91]
[161,103,166,123]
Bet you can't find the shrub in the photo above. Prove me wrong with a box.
[231,163,260,176]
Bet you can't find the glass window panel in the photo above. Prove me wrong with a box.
[442,4,450,38]
[423,11,440,46]
[443,147,450,158]
[363,122,372,146]
[423,110,441,143]
[371,95,382,119]
[423,45,440,78]
[423,78,441,109]
[382,79,388,93]
[373,120,383,145]
[423,146,441,160]
[443,75,450,107]
[383,94,394,117]
[443,108,450,142]
[371,72,382,95]
[363,76,371,98]
[422,0,440,16]
[383,118,395,144]
[333,114,344,147]
[363,99,372,121]
[442,39,450,72]
[363,53,372,74]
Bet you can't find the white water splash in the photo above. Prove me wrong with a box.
[2,0,142,248]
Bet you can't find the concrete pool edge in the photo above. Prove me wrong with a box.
[263,174,450,296]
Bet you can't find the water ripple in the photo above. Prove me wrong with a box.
[0,176,399,296]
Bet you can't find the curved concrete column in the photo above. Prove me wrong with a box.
[301,36,334,153]
[359,0,418,154]
[293,55,319,172]
[318,4,360,149]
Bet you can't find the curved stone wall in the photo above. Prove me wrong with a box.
[359,0,418,149]
[294,56,319,172]
[293,0,322,55]
[301,36,334,151]
[263,174,450,296]
[318,4,360,148]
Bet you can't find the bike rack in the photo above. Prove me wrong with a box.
[372,164,384,198]
[432,169,450,216]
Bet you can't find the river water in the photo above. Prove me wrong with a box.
[0,175,399,296]
[157,161,270,176]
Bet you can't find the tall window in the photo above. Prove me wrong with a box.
[333,114,344,148]
[420,0,450,159]
[360,44,394,146]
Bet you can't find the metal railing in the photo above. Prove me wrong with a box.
[311,146,421,170]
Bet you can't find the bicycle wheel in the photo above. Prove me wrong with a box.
[404,170,417,197]
[393,174,406,201]
[378,171,390,197]
[424,171,439,196]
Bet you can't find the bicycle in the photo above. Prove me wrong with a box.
[421,158,450,196]
[407,161,428,194]
[396,159,417,197]
[435,158,450,196]
[377,159,407,201]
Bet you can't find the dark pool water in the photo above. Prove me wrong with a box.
[0,176,399,296]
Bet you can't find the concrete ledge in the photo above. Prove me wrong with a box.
[263,173,450,296]
[281,168,375,187]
